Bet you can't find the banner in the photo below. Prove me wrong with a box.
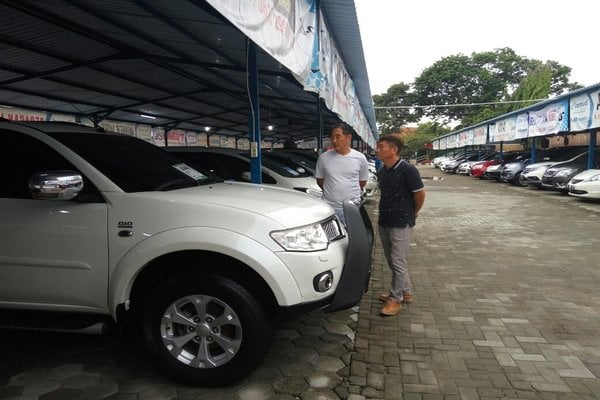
[490,116,516,142]
[515,113,529,139]
[152,127,165,146]
[527,101,569,137]
[99,120,136,136]
[569,90,600,131]
[473,126,487,145]
[206,0,375,147]
[446,134,457,149]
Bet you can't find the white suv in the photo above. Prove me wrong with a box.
[0,121,373,386]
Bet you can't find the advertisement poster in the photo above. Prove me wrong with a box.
[528,101,568,137]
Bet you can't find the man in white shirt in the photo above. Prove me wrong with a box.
[315,123,370,224]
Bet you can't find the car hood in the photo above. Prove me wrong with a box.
[171,181,332,226]
[525,161,554,169]
[570,169,600,181]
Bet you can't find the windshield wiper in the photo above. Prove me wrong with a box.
[154,179,197,191]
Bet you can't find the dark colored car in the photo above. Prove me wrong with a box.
[541,149,600,193]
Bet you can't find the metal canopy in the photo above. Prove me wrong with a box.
[0,0,376,145]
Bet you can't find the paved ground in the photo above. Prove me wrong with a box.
[2,166,600,400]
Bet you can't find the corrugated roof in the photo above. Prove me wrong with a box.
[0,0,377,144]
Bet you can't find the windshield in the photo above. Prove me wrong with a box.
[262,153,314,176]
[50,132,222,192]
[549,147,587,162]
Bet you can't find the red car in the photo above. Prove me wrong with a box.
[470,159,499,178]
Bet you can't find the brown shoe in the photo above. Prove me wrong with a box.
[380,299,402,316]
[379,292,390,302]
[380,293,414,303]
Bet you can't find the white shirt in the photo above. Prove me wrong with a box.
[315,149,370,207]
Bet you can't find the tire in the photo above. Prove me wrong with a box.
[513,172,528,187]
[142,274,273,386]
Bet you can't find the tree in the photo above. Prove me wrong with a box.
[400,122,451,159]
[373,83,420,135]
[411,48,580,127]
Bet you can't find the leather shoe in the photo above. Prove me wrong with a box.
[380,299,401,316]
[380,293,414,303]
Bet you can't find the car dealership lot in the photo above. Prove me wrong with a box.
[2,166,600,399]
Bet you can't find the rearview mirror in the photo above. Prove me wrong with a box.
[29,170,83,200]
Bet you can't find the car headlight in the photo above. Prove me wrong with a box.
[271,223,329,251]
[584,174,600,182]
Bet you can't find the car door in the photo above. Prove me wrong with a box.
[0,129,109,311]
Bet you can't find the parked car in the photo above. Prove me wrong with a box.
[521,147,588,187]
[483,163,503,181]
[458,153,496,176]
[263,150,316,175]
[541,150,599,193]
[485,152,528,181]
[433,155,450,168]
[0,120,374,386]
[166,147,323,197]
[501,158,530,186]
[273,148,379,199]
[568,169,600,200]
[471,159,499,178]
[441,153,482,173]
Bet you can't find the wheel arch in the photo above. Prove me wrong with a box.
[109,227,300,321]
[124,250,279,323]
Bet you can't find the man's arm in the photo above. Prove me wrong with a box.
[359,180,367,189]
[316,178,324,189]
[413,189,426,217]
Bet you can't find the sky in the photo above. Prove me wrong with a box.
[354,0,600,96]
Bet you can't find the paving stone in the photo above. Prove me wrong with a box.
[305,372,341,389]
[4,167,600,400]
[80,382,119,399]
[272,377,308,396]
[299,387,339,400]
[236,383,275,400]
[310,356,345,373]
[61,372,100,389]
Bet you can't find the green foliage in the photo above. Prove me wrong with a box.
[391,122,451,158]
[373,83,420,134]
[403,48,580,127]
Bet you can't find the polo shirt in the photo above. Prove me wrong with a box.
[378,159,424,228]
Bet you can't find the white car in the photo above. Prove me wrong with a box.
[433,155,450,168]
[0,120,373,386]
[364,171,379,198]
[568,169,600,199]
[167,147,323,197]
[521,160,554,187]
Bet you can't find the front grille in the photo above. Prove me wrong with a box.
[322,217,344,241]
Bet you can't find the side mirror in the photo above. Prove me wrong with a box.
[29,170,83,200]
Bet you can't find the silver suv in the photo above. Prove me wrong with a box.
[0,120,373,386]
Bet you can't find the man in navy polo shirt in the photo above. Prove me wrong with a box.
[376,134,426,316]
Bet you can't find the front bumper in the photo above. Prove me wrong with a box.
[323,198,374,312]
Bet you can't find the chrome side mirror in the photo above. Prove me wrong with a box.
[29,170,83,200]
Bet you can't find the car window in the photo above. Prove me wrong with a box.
[49,132,213,192]
[0,129,102,201]
[262,153,314,176]
[174,152,276,184]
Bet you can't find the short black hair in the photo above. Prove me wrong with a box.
[378,134,404,155]
[331,123,352,136]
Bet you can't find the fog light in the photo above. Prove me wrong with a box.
[313,271,333,292]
